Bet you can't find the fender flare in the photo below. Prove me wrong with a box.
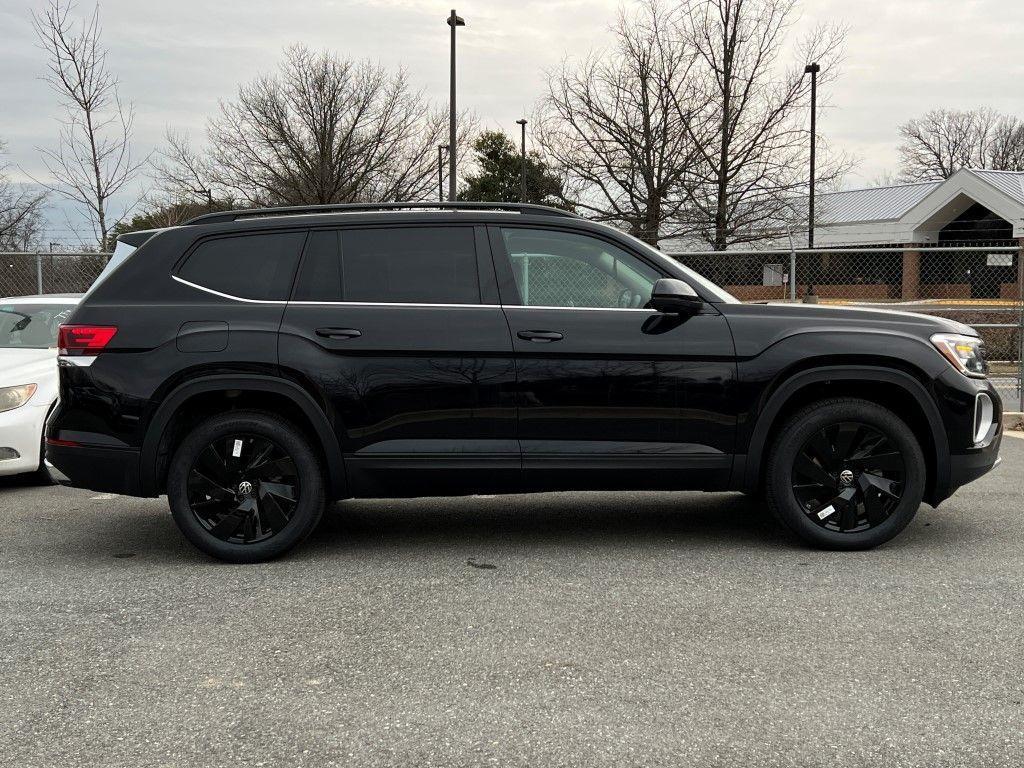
[739,366,950,498]
[139,374,347,499]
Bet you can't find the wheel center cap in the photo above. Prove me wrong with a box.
[237,480,254,496]
[838,469,855,487]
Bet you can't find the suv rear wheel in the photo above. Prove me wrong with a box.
[167,410,325,563]
[765,398,926,550]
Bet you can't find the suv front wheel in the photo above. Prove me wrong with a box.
[167,410,326,562]
[765,398,926,550]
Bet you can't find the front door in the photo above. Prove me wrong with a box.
[490,225,737,491]
[279,224,518,496]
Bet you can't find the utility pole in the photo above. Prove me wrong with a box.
[516,119,528,203]
[446,10,465,202]
[805,62,820,248]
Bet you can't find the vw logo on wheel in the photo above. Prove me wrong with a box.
[838,469,855,487]
[237,481,254,496]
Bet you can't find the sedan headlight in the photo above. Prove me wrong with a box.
[0,383,38,413]
[930,333,988,378]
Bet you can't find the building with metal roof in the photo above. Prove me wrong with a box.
[816,168,1024,246]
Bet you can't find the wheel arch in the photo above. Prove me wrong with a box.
[738,366,950,506]
[140,374,347,500]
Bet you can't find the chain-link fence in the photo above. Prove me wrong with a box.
[671,243,1024,411]
[1,252,110,298]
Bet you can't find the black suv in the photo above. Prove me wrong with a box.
[47,202,1002,561]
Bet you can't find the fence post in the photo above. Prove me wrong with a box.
[1018,239,1023,412]
[787,229,797,301]
[35,252,43,294]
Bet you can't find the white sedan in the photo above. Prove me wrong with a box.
[0,295,80,479]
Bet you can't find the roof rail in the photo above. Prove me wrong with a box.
[184,201,579,225]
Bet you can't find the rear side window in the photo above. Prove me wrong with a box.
[292,226,479,304]
[178,232,306,301]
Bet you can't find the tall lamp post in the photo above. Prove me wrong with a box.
[437,145,448,202]
[805,62,820,248]
[515,118,528,203]
[446,10,465,202]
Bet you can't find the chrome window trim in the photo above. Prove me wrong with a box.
[503,305,655,312]
[172,275,657,312]
[171,275,288,304]
[173,275,495,308]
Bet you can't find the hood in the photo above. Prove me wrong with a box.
[0,347,58,389]
[755,302,977,336]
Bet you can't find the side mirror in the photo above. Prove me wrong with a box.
[649,278,703,316]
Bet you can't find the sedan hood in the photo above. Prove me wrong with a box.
[0,347,58,389]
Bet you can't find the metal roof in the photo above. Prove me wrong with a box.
[817,181,940,225]
[964,169,1024,206]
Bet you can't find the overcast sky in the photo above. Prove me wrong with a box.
[2,0,1024,246]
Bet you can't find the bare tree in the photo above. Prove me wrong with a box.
[898,107,1024,181]
[0,141,47,251]
[536,0,702,246]
[683,0,849,249]
[31,1,144,250]
[156,45,473,208]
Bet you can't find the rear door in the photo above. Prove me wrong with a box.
[491,225,737,491]
[278,224,519,496]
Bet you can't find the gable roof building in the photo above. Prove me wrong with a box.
[816,168,1024,246]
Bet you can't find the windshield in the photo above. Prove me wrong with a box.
[0,303,76,349]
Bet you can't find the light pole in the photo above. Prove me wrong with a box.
[446,9,465,202]
[515,119,528,203]
[805,62,820,248]
[437,145,448,202]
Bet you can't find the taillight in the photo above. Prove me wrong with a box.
[58,325,118,356]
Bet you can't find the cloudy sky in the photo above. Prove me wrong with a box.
[2,0,1024,246]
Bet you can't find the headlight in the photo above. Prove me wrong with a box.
[0,383,38,413]
[930,333,988,378]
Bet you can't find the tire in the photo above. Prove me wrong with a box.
[765,398,926,550]
[167,410,325,563]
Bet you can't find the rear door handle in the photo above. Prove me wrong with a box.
[517,330,564,343]
[315,327,362,339]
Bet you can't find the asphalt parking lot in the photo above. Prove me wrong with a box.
[1,437,1022,768]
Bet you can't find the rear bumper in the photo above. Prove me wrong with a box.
[46,442,141,496]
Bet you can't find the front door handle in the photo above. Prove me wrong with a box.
[517,330,564,343]
[315,327,362,339]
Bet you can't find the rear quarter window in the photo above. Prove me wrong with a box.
[178,232,306,301]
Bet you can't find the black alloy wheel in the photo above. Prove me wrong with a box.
[168,411,325,563]
[187,434,300,544]
[791,421,905,533]
[765,398,926,550]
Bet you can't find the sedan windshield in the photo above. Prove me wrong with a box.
[0,303,76,349]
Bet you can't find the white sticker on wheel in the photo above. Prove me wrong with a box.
[817,505,836,520]
[232,439,243,458]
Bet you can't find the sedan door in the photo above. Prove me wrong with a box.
[490,225,737,491]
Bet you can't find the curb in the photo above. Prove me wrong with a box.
[1003,412,1024,431]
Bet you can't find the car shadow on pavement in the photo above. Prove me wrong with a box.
[304,491,792,557]
[9,488,796,565]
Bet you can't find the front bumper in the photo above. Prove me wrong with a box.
[46,442,141,495]
[0,403,48,477]
[948,429,1002,491]
[930,373,1003,504]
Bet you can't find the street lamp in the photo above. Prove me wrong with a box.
[515,119,528,203]
[437,144,448,202]
[804,61,820,248]
[446,9,465,202]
